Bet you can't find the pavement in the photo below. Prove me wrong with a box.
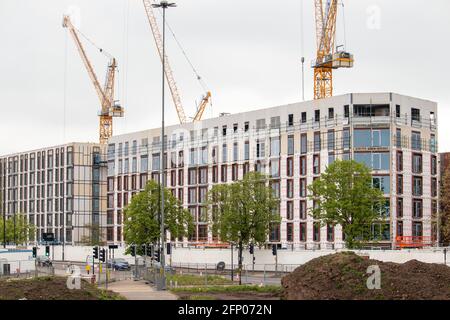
[102,279,178,300]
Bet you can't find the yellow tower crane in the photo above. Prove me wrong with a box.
[63,15,124,144]
[142,0,211,124]
[313,0,354,100]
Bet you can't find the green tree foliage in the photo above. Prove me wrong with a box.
[208,172,280,284]
[0,213,35,245]
[440,167,450,246]
[308,160,385,249]
[123,180,194,254]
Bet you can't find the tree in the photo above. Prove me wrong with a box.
[123,180,194,254]
[440,167,450,246]
[308,160,385,249]
[208,172,280,284]
[0,213,35,245]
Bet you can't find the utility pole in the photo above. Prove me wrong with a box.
[152,0,177,291]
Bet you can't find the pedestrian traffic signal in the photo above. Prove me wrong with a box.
[45,245,50,257]
[166,243,172,255]
[154,248,160,262]
[32,247,37,258]
[99,248,106,262]
[249,244,254,255]
[272,244,277,256]
[93,246,99,259]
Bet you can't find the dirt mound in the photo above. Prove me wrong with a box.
[281,252,450,300]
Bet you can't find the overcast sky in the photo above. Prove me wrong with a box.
[1,0,449,155]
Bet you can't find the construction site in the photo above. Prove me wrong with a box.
[0,0,447,252]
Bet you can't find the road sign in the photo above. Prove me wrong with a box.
[42,233,54,242]
[108,245,118,249]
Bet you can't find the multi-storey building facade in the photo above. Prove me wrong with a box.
[440,152,450,178]
[0,143,107,245]
[106,92,439,249]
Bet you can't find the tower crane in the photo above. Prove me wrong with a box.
[312,0,354,100]
[63,15,124,144]
[142,0,211,124]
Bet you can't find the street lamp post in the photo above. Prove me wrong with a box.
[152,0,176,291]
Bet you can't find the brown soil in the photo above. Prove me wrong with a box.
[0,276,123,300]
[281,252,450,300]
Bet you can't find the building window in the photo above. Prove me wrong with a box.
[288,114,294,126]
[199,187,208,204]
[212,166,218,183]
[396,105,401,118]
[188,188,197,204]
[413,199,423,218]
[411,108,421,122]
[413,176,423,196]
[314,132,321,152]
[269,223,280,242]
[188,168,197,185]
[412,222,423,237]
[199,167,208,184]
[271,181,280,198]
[328,108,334,119]
[397,175,403,194]
[300,201,307,220]
[314,110,320,122]
[256,140,265,158]
[288,135,294,155]
[313,155,320,175]
[372,176,390,194]
[397,151,403,171]
[397,198,403,218]
[300,178,307,198]
[244,141,250,160]
[299,222,307,242]
[301,134,307,154]
[287,201,294,220]
[327,225,334,242]
[286,223,293,242]
[301,112,307,123]
[270,137,280,156]
[397,221,403,237]
[244,122,249,132]
[411,131,422,150]
[344,105,349,118]
[270,159,280,178]
[243,163,250,176]
[232,164,239,181]
[178,169,184,186]
[313,222,320,242]
[431,178,438,197]
[287,180,294,199]
[233,143,238,162]
[300,156,307,176]
[327,130,335,150]
[431,156,437,175]
[412,154,422,174]
[287,157,294,177]
[221,165,227,182]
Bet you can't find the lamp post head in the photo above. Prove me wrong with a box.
[152,0,177,8]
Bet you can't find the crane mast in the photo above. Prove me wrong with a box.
[63,15,124,144]
[313,0,353,100]
[142,0,211,124]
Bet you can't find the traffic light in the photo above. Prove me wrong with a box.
[93,246,99,259]
[166,243,172,255]
[148,244,154,257]
[99,248,106,262]
[154,248,160,262]
[45,245,50,257]
[249,244,254,255]
[272,244,277,256]
[131,245,136,257]
[32,247,37,258]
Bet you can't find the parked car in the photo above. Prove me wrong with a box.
[36,256,52,267]
[107,258,131,271]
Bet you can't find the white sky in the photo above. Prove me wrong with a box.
[1,0,449,155]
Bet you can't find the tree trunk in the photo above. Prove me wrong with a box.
[238,241,243,285]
